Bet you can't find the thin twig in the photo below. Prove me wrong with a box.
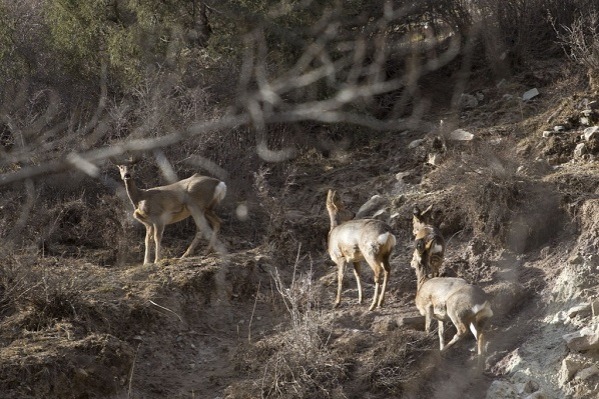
[148,300,183,323]
[248,280,261,343]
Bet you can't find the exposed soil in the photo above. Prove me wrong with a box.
[1,60,599,399]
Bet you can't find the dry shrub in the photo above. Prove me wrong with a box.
[554,10,599,90]
[367,331,436,396]
[427,139,563,252]
[232,262,348,399]
[0,254,95,331]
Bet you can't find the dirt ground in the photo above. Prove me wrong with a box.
[1,59,599,399]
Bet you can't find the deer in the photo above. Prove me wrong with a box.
[326,189,396,311]
[117,163,227,264]
[412,205,445,278]
[410,254,493,368]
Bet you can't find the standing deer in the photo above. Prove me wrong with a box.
[326,189,396,311]
[410,256,493,368]
[118,163,226,264]
[412,205,445,277]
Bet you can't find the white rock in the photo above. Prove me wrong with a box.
[523,88,540,101]
[449,129,474,141]
[542,130,556,138]
[563,327,599,351]
[356,195,387,219]
[574,143,587,158]
[567,303,592,319]
[408,139,425,149]
[427,152,443,166]
[583,126,599,141]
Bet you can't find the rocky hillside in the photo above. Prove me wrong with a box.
[1,60,599,399]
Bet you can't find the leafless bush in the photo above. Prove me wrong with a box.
[554,10,599,89]
[0,255,93,331]
[427,139,563,252]
[256,265,345,398]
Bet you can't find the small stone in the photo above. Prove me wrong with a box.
[523,88,540,101]
[408,139,425,149]
[542,130,556,138]
[554,125,566,132]
[574,143,587,158]
[427,152,443,166]
[449,129,474,141]
[459,93,478,109]
[583,126,599,141]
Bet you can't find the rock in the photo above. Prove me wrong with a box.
[580,116,591,126]
[408,139,424,149]
[542,130,558,138]
[523,88,540,101]
[459,93,479,109]
[568,254,584,265]
[558,354,593,385]
[553,125,566,132]
[577,364,599,381]
[574,143,587,158]
[583,126,599,141]
[592,299,599,317]
[397,315,425,330]
[485,380,519,399]
[427,152,443,166]
[448,129,474,141]
[562,327,599,351]
[567,303,592,319]
[560,354,590,384]
[356,195,387,219]
[517,380,539,394]
[523,390,549,399]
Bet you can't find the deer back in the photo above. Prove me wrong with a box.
[328,219,395,262]
[416,277,492,323]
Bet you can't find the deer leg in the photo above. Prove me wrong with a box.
[143,225,154,265]
[204,209,222,253]
[182,205,213,258]
[334,260,346,308]
[369,267,381,311]
[352,262,363,304]
[424,306,434,332]
[153,223,165,263]
[438,320,446,350]
[377,256,391,308]
[441,319,469,353]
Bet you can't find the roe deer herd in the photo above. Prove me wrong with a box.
[116,162,492,366]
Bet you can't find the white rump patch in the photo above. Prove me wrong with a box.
[214,181,227,202]
[432,243,443,253]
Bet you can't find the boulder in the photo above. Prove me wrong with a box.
[355,195,387,219]
[562,327,599,352]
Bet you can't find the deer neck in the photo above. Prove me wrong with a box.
[123,178,144,208]
[328,211,338,233]
[414,263,429,292]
